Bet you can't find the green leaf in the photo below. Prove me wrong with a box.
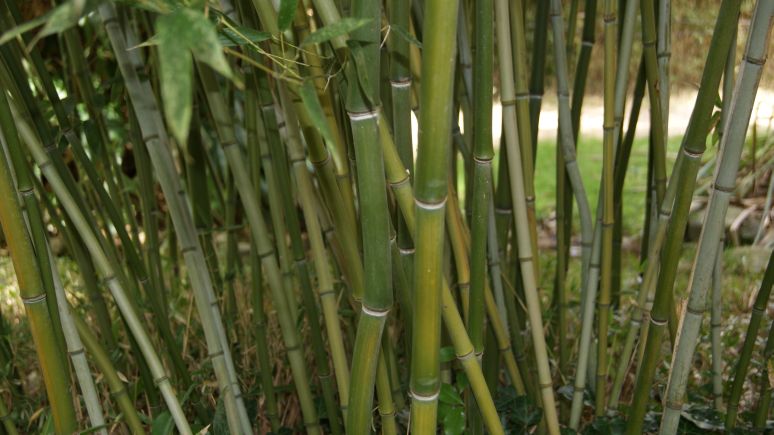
[347,40,373,105]
[442,406,466,435]
[157,8,235,145]
[390,23,422,48]
[218,25,271,47]
[439,383,464,406]
[0,0,95,46]
[277,0,298,32]
[298,80,335,145]
[439,346,456,363]
[157,12,194,146]
[301,18,371,46]
[151,411,174,435]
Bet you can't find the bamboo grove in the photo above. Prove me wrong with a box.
[0,0,771,433]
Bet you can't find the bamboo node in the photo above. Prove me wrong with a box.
[409,389,440,402]
[414,197,447,210]
[347,110,379,121]
[361,304,390,318]
[21,293,47,305]
[390,79,412,88]
[712,183,735,193]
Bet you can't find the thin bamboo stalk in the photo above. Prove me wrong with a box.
[626,3,742,432]
[727,257,774,427]
[0,97,77,435]
[595,0,617,415]
[14,105,192,434]
[73,315,144,434]
[548,0,594,298]
[48,254,107,435]
[752,320,774,429]
[660,5,772,431]
[710,238,724,411]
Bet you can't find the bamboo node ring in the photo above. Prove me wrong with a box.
[22,293,47,305]
[361,305,390,318]
[414,197,447,210]
[347,110,379,121]
[410,389,440,402]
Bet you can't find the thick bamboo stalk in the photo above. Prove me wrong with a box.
[409,0,459,430]
[343,0,394,431]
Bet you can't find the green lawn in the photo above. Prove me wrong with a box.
[478,134,687,236]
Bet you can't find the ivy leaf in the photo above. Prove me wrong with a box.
[298,80,335,146]
[439,383,464,406]
[277,0,298,32]
[157,8,234,145]
[442,406,465,435]
[301,18,371,46]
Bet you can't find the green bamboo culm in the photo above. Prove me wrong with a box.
[661,2,773,432]
[625,1,742,432]
[726,254,774,428]
[752,320,774,429]
[595,0,617,415]
[410,0,459,430]
[345,0,393,432]
[0,90,77,435]
[468,0,494,379]
[73,315,144,435]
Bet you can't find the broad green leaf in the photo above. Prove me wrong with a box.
[298,80,335,145]
[218,25,271,47]
[390,23,422,48]
[301,18,371,46]
[439,383,464,406]
[277,0,298,32]
[157,8,234,145]
[442,406,466,435]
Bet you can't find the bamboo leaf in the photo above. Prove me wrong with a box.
[301,18,371,46]
[277,0,298,32]
[347,40,374,105]
[157,8,235,145]
[389,23,422,48]
[0,0,96,46]
[218,26,271,47]
[157,12,194,146]
[298,80,335,145]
